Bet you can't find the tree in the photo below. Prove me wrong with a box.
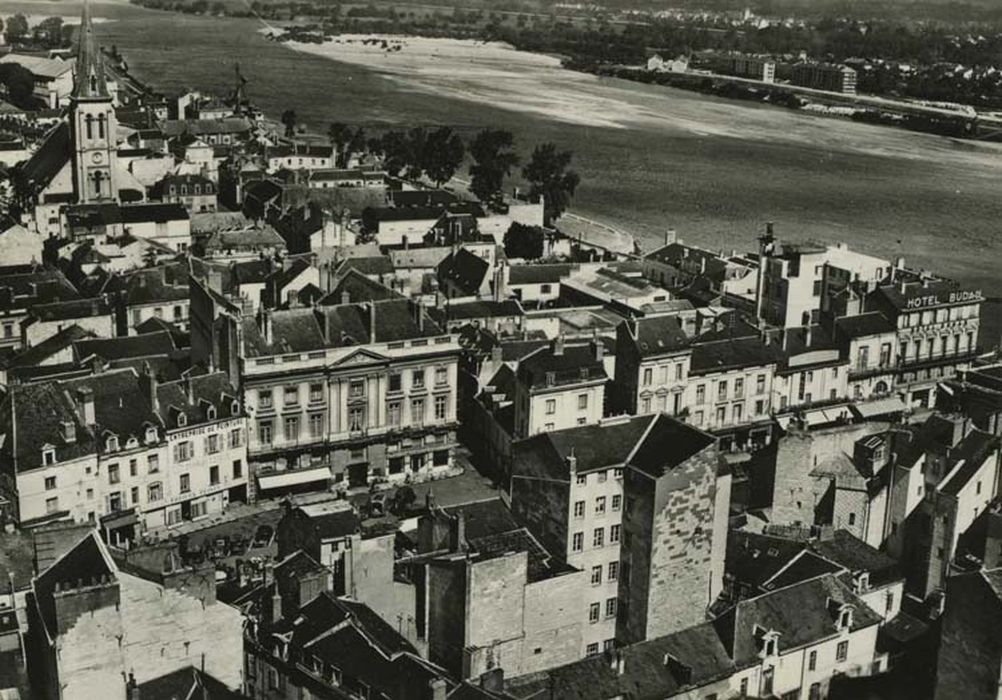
[469,129,518,207]
[504,222,545,260]
[0,64,35,108]
[280,109,297,138]
[521,142,580,224]
[35,16,63,47]
[4,14,28,43]
[346,126,367,168]
[403,126,427,180]
[377,130,410,177]
[421,126,465,188]
[328,121,352,166]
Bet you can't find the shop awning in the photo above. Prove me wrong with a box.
[851,396,908,419]
[257,466,332,491]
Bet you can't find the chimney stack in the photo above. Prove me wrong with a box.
[75,387,95,426]
[140,362,159,414]
[369,302,377,341]
[428,678,447,700]
[664,228,676,246]
[271,586,282,624]
[592,338,604,361]
[781,328,788,351]
[804,325,813,347]
[341,290,350,305]
[552,334,565,356]
[566,449,577,473]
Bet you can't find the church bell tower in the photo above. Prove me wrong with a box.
[70,0,118,204]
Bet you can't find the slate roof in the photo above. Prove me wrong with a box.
[29,297,113,322]
[61,369,162,447]
[17,122,70,191]
[388,190,458,208]
[835,312,896,339]
[34,532,116,638]
[137,666,240,700]
[871,277,974,311]
[340,255,394,277]
[446,299,522,321]
[764,551,843,590]
[437,248,490,297]
[265,143,334,160]
[625,315,689,358]
[516,342,607,390]
[0,382,94,472]
[231,259,274,285]
[513,413,715,482]
[5,324,94,369]
[323,269,403,305]
[111,265,189,306]
[160,118,252,138]
[690,336,782,375]
[0,53,73,79]
[507,264,576,286]
[120,202,190,224]
[74,331,176,362]
[365,202,483,224]
[726,531,807,590]
[715,574,883,667]
[810,530,903,588]
[156,372,241,429]
[0,268,79,311]
[940,429,1000,497]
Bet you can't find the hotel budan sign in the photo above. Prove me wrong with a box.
[904,289,983,310]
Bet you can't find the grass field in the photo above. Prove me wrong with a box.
[6,0,1000,341]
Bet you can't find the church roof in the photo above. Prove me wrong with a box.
[18,122,70,192]
[73,0,109,100]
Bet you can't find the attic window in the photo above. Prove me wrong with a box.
[106,435,119,452]
[145,427,158,443]
[177,413,187,428]
[42,448,56,466]
[206,405,217,421]
[764,637,777,656]
[838,608,853,630]
[126,437,138,449]
[231,400,240,416]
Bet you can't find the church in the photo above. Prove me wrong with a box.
[15,0,189,253]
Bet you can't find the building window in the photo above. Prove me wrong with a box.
[612,494,622,511]
[733,404,743,423]
[206,434,220,455]
[809,683,821,700]
[610,524,621,544]
[180,474,190,493]
[411,398,425,424]
[695,384,705,404]
[43,448,56,466]
[848,512,856,526]
[589,603,600,623]
[608,561,619,581]
[740,678,748,698]
[229,428,242,448]
[576,474,587,486]
[734,377,744,399]
[434,395,448,421]
[349,408,365,432]
[387,401,401,427]
[389,373,402,392]
[593,528,604,548]
[148,454,159,473]
[578,394,588,410]
[258,421,273,445]
[44,476,56,490]
[309,413,324,438]
[148,482,162,502]
[233,460,243,479]
[309,383,324,403]
[46,497,59,514]
[591,566,602,585]
[545,399,556,415]
[808,650,817,671]
[586,642,599,655]
[641,397,651,413]
[595,496,606,515]
[209,465,219,485]
[836,640,849,662]
[108,463,120,484]
[412,369,425,389]
[642,368,653,386]
[435,367,448,386]
[349,379,365,399]
[756,375,766,395]
[605,598,617,618]
[572,532,583,552]
[284,416,299,441]
[717,381,728,401]
[597,470,607,483]
[131,486,139,505]
[283,386,299,407]
[574,501,585,518]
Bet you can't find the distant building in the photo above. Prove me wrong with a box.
[646,53,689,74]
[613,315,690,417]
[791,62,858,94]
[264,143,336,172]
[705,51,776,82]
[0,54,75,109]
[152,173,218,213]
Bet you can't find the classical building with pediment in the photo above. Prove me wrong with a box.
[191,272,460,495]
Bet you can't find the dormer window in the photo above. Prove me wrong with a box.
[145,426,158,444]
[853,572,870,594]
[754,626,780,658]
[206,405,216,421]
[177,413,187,428]
[231,400,240,416]
[764,637,777,656]
[837,607,853,631]
[42,447,56,466]
[106,435,119,452]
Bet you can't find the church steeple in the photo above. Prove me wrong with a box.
[73,0,108,100]
[70,0,117,204]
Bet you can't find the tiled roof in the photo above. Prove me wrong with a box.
[74,331,176,362]
[0,53,72,79]
[6,324,93,369]
[323,269,403,305]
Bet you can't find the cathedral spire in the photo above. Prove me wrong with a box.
[73,0,108,99]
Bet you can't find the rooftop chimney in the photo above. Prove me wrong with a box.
[140,362,159,414]
[341,290,351,306]
[75,387,95,426]
[664,228,677,246]
[61,420,76,443]
[271,586,282,624]
[258,309,273,343]
[766,221,774,236]
[780,328,788,351]
[552,334,565,357]
[804,325,813,347]
[592,338,604,361]
[566,449,577,473]
[369,302,377,341]
[428,678,447,700]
